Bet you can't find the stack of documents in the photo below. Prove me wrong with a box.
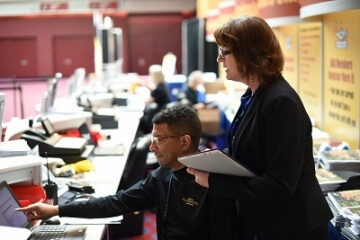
[0,139,31,157]
[319,149,360,172]
[315,168,346,194]
[327,189,360,238]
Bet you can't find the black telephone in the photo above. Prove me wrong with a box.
[21,117,87,158]
[21,129,55,153]
[22,129,47,141]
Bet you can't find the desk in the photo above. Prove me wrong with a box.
[84,225,107,240]
[56,109,142,240]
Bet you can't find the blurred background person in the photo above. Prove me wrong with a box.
[177,70,206,110]
[143,64,170,107]
[139,64,171,134]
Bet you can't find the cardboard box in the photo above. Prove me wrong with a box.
[197,108,220,133]
[204,81,226,94]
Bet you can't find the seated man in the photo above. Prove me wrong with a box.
[17,104,241,240]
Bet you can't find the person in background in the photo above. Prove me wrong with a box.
[187,16,333,240]
[139,64,171,134]
[144,64,170,107]
[17,104,241,240]
[177,70,206,110]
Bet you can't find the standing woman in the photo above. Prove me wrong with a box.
[187,16,333,240]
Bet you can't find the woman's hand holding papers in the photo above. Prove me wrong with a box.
[187,168,209,188]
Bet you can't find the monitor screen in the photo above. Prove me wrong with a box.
[0,93,5,146]
[48,77,59,108]
[40,75,60,115]
[0,181,31,229]
[40,117,55,137]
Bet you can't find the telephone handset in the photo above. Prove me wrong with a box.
[21,128,86,157]
[22,129,47,141]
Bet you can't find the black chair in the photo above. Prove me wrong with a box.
[108,134,152,239]
[118,134,151,190]
[138,102,159,134]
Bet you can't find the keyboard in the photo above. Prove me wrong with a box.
[30,225,66,240]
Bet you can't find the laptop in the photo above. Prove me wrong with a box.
[0,181,87,240]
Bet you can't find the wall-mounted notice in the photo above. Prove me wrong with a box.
[40,2,68,11]
[299,22,323,128]
[324,10,360,148]
[274,25,299,91]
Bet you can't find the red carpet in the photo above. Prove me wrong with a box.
[119,210,157,240]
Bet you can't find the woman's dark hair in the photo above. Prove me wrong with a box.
[153,104,202,148]
[214,16,284,88]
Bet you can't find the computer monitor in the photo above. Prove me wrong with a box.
[48,74,60,109]
[0,93,5,145]
[40,73,61,115]
[40,116,55,137]
[67,68,85,99]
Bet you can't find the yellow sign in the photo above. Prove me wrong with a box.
[275,25,299,91]
[323,10,360,148]
[299,22,323,128]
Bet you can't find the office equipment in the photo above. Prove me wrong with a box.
[39,74,61,115]
[21,131,87,157]
[48,73,61,109]
[0,82,25,118]
[5,112,92,142]
[44,153,58,205]
[21,117,87,158]
[0,181,87,240]
[0,139,31,157]
[67,68,85,100]
[0,155,42,185]
[42,217,61,225]
[178,148,255,177]
[68,183,95,194]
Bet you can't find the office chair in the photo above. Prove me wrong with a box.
[138,102,159,134]
[118,133,151,190]
[108,134,151,239]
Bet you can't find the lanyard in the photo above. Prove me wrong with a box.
[161,175,173,239]
[163,175,173,221]
[161,172,192,239]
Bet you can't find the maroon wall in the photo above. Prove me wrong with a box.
[0,13,95,77]
[0,11,195,78]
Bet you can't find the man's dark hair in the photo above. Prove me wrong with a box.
[153,104,202,149]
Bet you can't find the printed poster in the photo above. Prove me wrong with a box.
[299,22,323,128]
[275,25,299,91]
[323,10,360,148]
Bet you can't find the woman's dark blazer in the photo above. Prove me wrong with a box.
[209,76,333,238]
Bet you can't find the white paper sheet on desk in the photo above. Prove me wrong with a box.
[0,226,31,239]
[60,215,123,225]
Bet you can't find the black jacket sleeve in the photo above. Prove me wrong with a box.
[59,171,157,218]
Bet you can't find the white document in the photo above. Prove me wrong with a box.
[0,226,31,240]
[60,215,123,225]
[178,149,255,177]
